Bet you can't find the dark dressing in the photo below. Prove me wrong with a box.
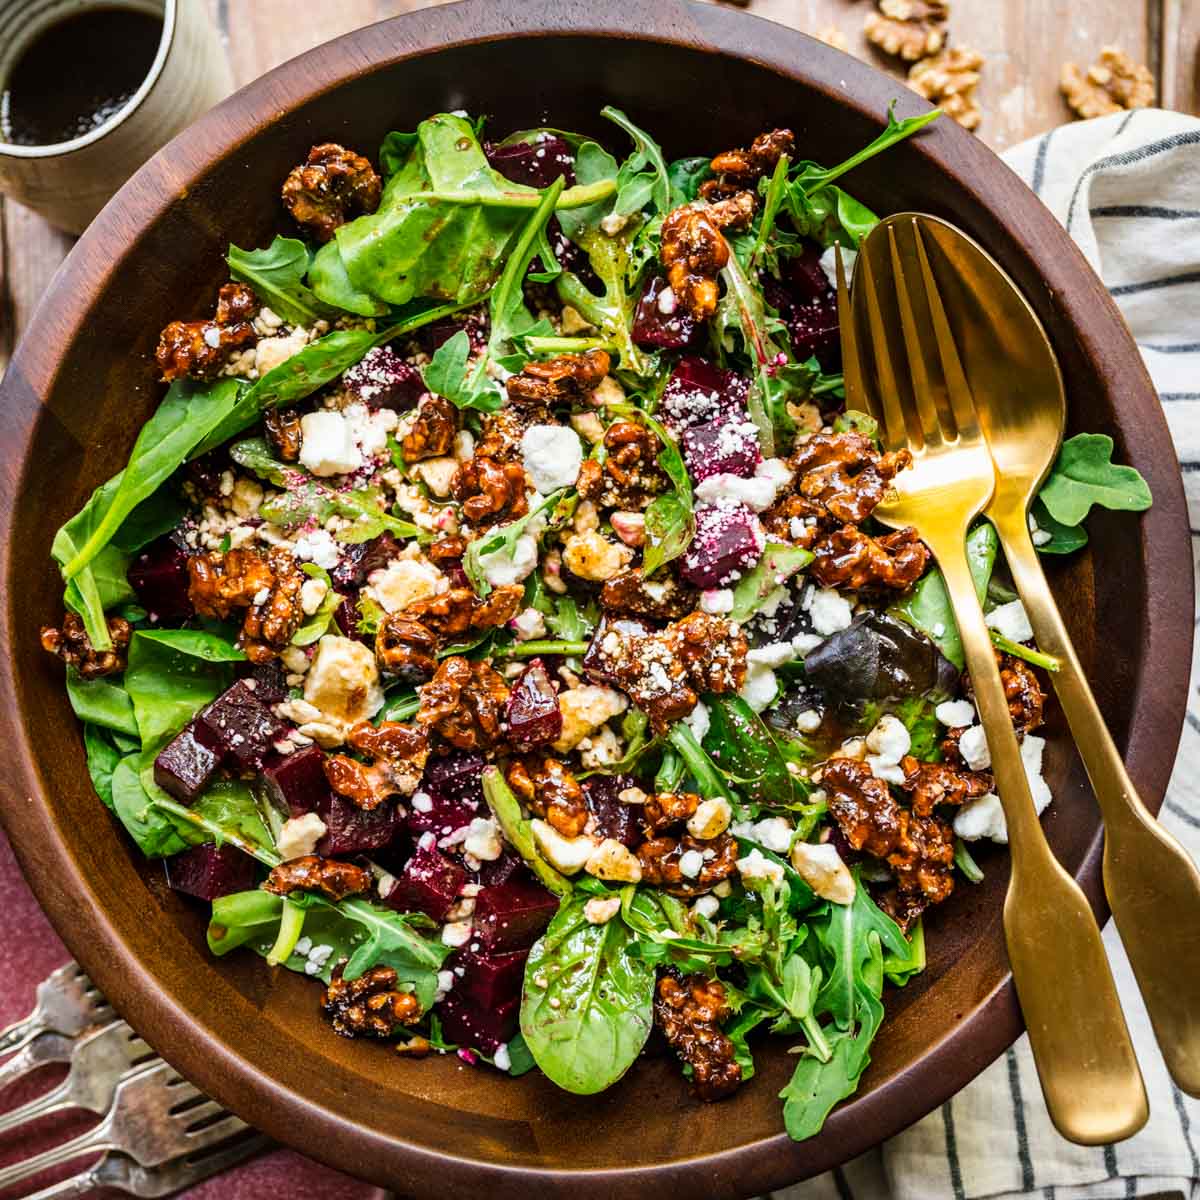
[0,7,163,147]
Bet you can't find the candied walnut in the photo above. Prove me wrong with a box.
[417,656,509,750]
[963,652,1044,735]
[908,47,985,132]
[506,350,610,409]
[654,973,742,1101]
[451,457,529,528]
[321,962,421,1038]
[823,758,903,859]
[671,612,748,696]
[325,720,431,809]
[700,128,795,203]
[375,616,439,683]
[637,832,738,897]
[507,756,589,838]
[405,585,522,638]
[642,791,701,837]
[790,432,914,525]
[600,567,697,621]
[155,282,259,382]
[475,408,533,463]
[40,612,132,679]
[426,535,466,565]
[577,420,669,511]
[264,407,303,463]
[282,143,381,244]
[810,524,929,591]
[899,756,991,816]
[1061,47,1154,120]
[264,855,372,901]
[660,197,755,322]
[864,0,947,61]
[188,546,304,663]
[402,395,457,463]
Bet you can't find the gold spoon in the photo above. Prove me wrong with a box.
[889,214,1200,1099]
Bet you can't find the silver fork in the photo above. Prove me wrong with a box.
[0,1061,249,1191]
[0,1032,77,1095]
[0,1020,154,1136]
[24,1133,273,1199]
[0,964,114,1056]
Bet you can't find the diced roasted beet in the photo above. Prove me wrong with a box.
[422,752,486,805]
[383,844,466,921]
[333,596,374,647]
[767,246,841,371]
[583,615,655,687]
[165,842,256,901]
[195,680,285,770]
[341,345,425,411]
[583,775,643,849]
[127,536,193,626]
[484,136,576,188]
[262,744,329,816]
[415,312,487,357]
[681,503,766,589]
[436,991,520,1055]
[406,793,483,841]
[329,532,403,592]
[683,414,763,483]
[505,660,562,750]
[782,244,832,303]
[316,793,401,857]
[473,878,559,953]
[250,659,289,705]
[660,356,749,436]
[153,722,222,803]
[449,945,530,1011]
[787,298,841,369]
[633,275,700,350]
[475,847,526,888]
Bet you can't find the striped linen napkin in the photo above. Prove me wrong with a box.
[774,109,1200,1200]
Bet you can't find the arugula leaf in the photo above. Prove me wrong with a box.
[626,409,693,576]
[750,153,791,270]
[702,695,795,808]
[666,722,735,803]
[667,156,712,205]
[66,669,139,739]
[227,236,335,326]
[423,330,495,410]
[728,543,814,623]
[255,474,419,543]
[463,490,565,598]
[1037,433,1152,527]
[892,522,997,669]
[602,106,671,218]
[520,891,656,1094]
[482,766,572,898]
[1029,498,1088,555]
[308,239,391,317]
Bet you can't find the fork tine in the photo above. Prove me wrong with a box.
[172,1097,229,1125]
[857,240,908,453]
[911,220,981,439]
[835,245,875,425]
[181,1112,251,1150]
[888,222,944,449]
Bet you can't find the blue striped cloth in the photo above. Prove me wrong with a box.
[773,110,1200,1200]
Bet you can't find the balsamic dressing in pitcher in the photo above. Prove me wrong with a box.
[0,7,163,147]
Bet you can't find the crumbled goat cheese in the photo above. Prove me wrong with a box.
[958,725,991,771]
[299,411,362,477]
[493,1042,512,1072]
[303,634,384,730]
[865,713,912,784]
[985,599,1034,643]
[806,586,854,635]
[736,847,785,885]
[688,796,732,840]
[748,641,796,669]
[463,817,503,862]
[700,588,735,614]
[752,817,794,853]
[434,969,456,1002]
[276,813,327,860]
[935,699,976,727]
[684,700,710,743]
[530,820,596,874]
[293,528,341,570]
[585,838,643,883]
[479,533,539,588]
[255,326,311,375]
[412,457,459,498]
[343,402,396,459]
[819,244,858,289]
[790,841,855,904]
[1028,512,1053,547]
[553,686,628,751]
[794,708,823,733]
[954,734,1052,843]
[694,457,794,512]
[584,895,622,925]
[441,921,473,948]
[299,577,329,616]
[521,425,584,492]
[512,607,547,641]
[692,894,720,920]
[368,558,444,614]
[677,849,705,878]
[739,663,779,713]
[230,477,264,519]
[579,725,622,769]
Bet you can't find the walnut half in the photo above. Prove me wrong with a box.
[1061,47,1155,120]
[908,47,985,132]
[864,0,948,62]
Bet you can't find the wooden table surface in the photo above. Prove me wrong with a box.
[1,0,1198,373]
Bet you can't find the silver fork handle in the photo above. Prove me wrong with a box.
[0,1012,44,1057]
[20,1158,108,1200]
[0,1032,74,1094]
[0,1115,114,1191]
[0,1072,80,1137]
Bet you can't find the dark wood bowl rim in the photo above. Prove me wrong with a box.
[0,2,1191,1195]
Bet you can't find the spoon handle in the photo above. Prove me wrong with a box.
[995,509,1200,1097]
[936,541,1147,1144]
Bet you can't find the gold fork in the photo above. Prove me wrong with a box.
[838,220,1148,1145]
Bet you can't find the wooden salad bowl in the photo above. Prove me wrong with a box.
[0,2,1191,1195]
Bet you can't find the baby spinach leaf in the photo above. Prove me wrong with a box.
[111,753,196,857]
[83,724,124,810]
[554,140,620,244]
[728,543,814,623]
[892,522,997,670]
[66,668,139,739]
[702,695,794,808]
[482,766,572,898]
[111,487,188,553]
[667,155,712,205]
[520,892,656,1094]
[1029,498,1088,555]
[227,236,335,327]
[134,628,246,662]
[1037,433,1152,527]
[602,106,671,218]
[308,240,391,317]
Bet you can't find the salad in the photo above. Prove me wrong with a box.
[41,105,1153,1140]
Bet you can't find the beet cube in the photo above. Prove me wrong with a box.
[153,722,222,803]
[787,297,841,370]
[262,744,329,816]
[329,532,402,592]
[449,945,530,1011]
[436,991,520,1055]
[660,356,749,436]
[333,596,374,646]
[250,659,289,705]
[316,793,400,857]
[165,842,255,901]
[683,414,762,483]
[782,244,832,303]
[505,660,561,750]
[383,845,466,921]
[475,847,526,888]
[127,537,193,625]
[681,503,766,589]
[584,775,643,849]
[474,878,558,953]
[484,136,575,188]
[196,680,285,769]
[422,752,485,805]
[633,275,699,350]
[341,346,425,411]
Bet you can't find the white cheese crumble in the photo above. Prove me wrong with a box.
[683,700,710,743]
[806,586,854,635]
[935,699,976,727]
[512,606,547,641]
[752,816,794,853]
[303,634,384,729]
[694,457,794,512]
[738,663,779,713]
[276,812,327,860]
[819,244,858,289]
[736,847,785,885]
[678,849,705,879]
[299,411,362,477]
[954,734,1053,843]
[790,841,855,904]
[463,817,503,862]
[985,599,1034,643]
[700,588,735,615]
[865,713,912,784]
[368,558,444,614]
[293,528,341,570]
[692,894,720,919]
[958,724,991,771]
[521,425,584,492]
[479,533,539,588]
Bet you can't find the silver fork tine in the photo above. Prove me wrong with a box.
[835,245,874,424]
[857,239,908,453]
[888,221,944,449]
[0,964,113,1056]
[181,1113,253,1150]
[911,220,982,439]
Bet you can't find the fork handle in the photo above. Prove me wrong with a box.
[0,1073,78,1136]
[0,1013,43,1057]
[20,1159,107,1200]
[0,1116,114,1190]
[936,537,1148,1143]
[0,1032,74,1095]
[995,510,1200,1097]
